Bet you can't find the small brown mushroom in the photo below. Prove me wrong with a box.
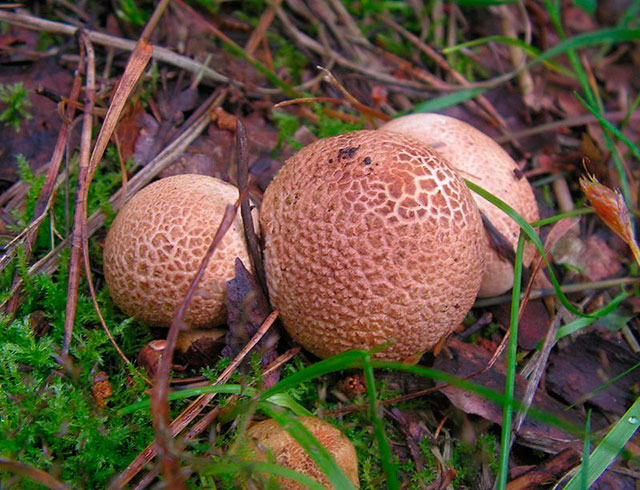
[103,174,255,328]
[380,114,540,297]
[260,130,485,362]
[246,416,359,489]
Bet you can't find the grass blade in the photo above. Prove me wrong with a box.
[564,395,640,490]
[203,461,327,490]
[442,35,573,76]
[464,179,617,319]
[260,403,356,490]
[362,354,399,489]
[411,87,488,113]
[496,234,525,490]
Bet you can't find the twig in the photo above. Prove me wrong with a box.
[244,0,282,56]
[318,66,391,122]
[495,111,640,143]
[236,119,268,299]
[112,310,279,488]
[380,14,511,135]
[150,195,248,489]
[62,30,95,356]
[3,53,83,315]
[473,277,640,308]
[275,7,429,91]
[0,11,230,84]
[0,458,70,490]
[511,308,566,440]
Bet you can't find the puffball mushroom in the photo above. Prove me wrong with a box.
[380,114,540,297]
[103,174,254,328]
[260,130,485,362]
[246,416,359,489]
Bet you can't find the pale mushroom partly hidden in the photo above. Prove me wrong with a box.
[103,174,254,328]
[246,416,359,490]
[260,130,486,362]
[381,114,539,297]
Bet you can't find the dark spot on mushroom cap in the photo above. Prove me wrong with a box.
[513,168,524,180]
[364,157,372,165]
[337,145,360,160]
[260,130,485,362]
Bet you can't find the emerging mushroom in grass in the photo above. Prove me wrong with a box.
[246,416,359,490]
[260,130,486,362]
[380,114,540,297]
[103,174,255,329]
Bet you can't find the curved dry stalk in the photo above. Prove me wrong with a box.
[3,53,83,316]
[0,11,230,84]
[150,198,244,489]
[0,458,70,490]
[62,30,95,356]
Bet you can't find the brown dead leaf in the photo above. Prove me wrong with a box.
[547,332,640,416]
[435,338,580,451]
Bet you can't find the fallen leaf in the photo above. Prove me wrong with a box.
[434,338,580,452]
[223,258,279,387]
[547,332,640,416]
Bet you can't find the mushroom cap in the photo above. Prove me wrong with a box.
[246,416,359,489]
[103,174,253,328]
[260,130,485,361]
[380,114,540,297]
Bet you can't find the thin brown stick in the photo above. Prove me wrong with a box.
[512,308,566,438]
[380,14,510,134]
[0,11,230,84]
[244,0,282,56]
[275,7,429,91]
[150,196,248,489]
[0,458,70,490]
[132,344,295,490]
[473,276,640,308]
[495,111,640,143]
[3,57,83,316]
[114,309,279,489]
[236,119,268,298]
[62,31,95,356]
[318,66,392,122]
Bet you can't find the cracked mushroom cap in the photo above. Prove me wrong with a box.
[103,174,253,328]
[260,130,485,362]
[381,114,540,297]
[246,416,359,489]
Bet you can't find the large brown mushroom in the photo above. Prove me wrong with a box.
[380,113,540,297]
[260,130,485,362]
[103,174,254,328]
[246,416,359,489]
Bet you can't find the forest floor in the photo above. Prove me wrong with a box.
[0,1,639,489]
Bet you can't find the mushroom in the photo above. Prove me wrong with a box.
[246,416,359,489]
[380,113,540,297]
[260,130,485,362]
[103,174,255,328]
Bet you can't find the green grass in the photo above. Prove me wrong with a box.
[0,82,32,132]
[2,1,639,488]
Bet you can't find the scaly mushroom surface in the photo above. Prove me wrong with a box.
[103,174,253,328]
[247,416,359,490]
[260,130,485,361]
[381,113,540,297]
